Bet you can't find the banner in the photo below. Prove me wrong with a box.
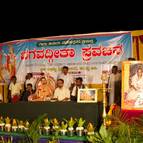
[0,32,132,85]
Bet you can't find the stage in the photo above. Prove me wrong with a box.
[0,101,103,126]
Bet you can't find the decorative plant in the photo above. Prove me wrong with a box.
[77,117,85,128]
[60,121,68,136]
[24,120,30,131]
[86,122,95,135]
[26,113,47,143]
[5,117,11,132]
[87,124,113,143]
[65,117,76,128]
[43,117,50,127]
[60,121,68,130]
[0,116,5,131]
[12,119,18,132]
[51,118,59,129]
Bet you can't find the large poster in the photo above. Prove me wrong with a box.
[0,32,132,85]
[122,61,143,110]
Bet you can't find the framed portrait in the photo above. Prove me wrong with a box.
[77,88,97,103]
[122,61,143,110]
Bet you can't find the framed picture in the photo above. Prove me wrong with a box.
[122,61,143,110]
[77,88,97,103]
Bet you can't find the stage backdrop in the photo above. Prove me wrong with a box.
[0,31,132,86]
[132,30,143,60]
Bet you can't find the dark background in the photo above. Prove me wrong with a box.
[1,11,143,43]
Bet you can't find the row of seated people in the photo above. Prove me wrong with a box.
[8,75,85,103]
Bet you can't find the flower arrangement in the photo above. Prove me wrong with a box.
[18,120,24,132]
[24,120,30,131]
[65,117,76,136]
[0,116,5,131]
[5,117,11,132]
[86,122,95,135]
[60,121,68,136]
[51,118,60,136]
[12,119,18,132]
[76,117,86,136]
[43,117,50,135]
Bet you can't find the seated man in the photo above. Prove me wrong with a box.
[21,83,34,101]
[28,76,55,101]
[53,79,70,101]
[71,77,85,101]
[9,76,22,103]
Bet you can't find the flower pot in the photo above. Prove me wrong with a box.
[67,130,74,136]
[60,129,67,136]
[0,123,5,131]
[76,129,84,136]
[12,126,18,132]
[52,130,59,136]
[18,125,24,132]
[43,126,50,135]
[87,131,95,135]
[24,127,29,131]
[5,124,11,132]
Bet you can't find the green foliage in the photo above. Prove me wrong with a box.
[60,121,68,130]
[77,118,85,127]
[64,117,76,128]
[26,113,47,143]
[87,114,143,143]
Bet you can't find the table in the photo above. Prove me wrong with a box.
[0,101,103,126]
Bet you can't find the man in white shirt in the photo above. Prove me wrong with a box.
[9,76,22,103]
[71,77,85,101]
[108,66,121,106]
[57,66,73,89]
[53,79,70,101]
[25,73,36,90]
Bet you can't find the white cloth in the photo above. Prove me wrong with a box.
[57,73,73,89]
[54,86,70,101]
[108,73,121,105]
[25,77,36,90]
[71,85,85,97]
[71,86,78,97]
[9,83,22,97]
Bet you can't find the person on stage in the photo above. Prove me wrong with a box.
[53,79,70,101]
[21,83,34,101]
[28,75,55,101]
[108,66,121,106]
[57,66,73,89]
[70,77,85,101]
[8,76,22,103]
[24,73,36,91]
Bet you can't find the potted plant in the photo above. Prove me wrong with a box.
[86,122,95,135]
[51,118,60,136]
[24,120,30,131]
[66,117,76,136]
[60,121,68,136]
[11,119,18,132]
[18,120,25,132]
[76,117,85,136]
[0,116,5,131]
[43,117,50,135]
[5,117,11,132]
